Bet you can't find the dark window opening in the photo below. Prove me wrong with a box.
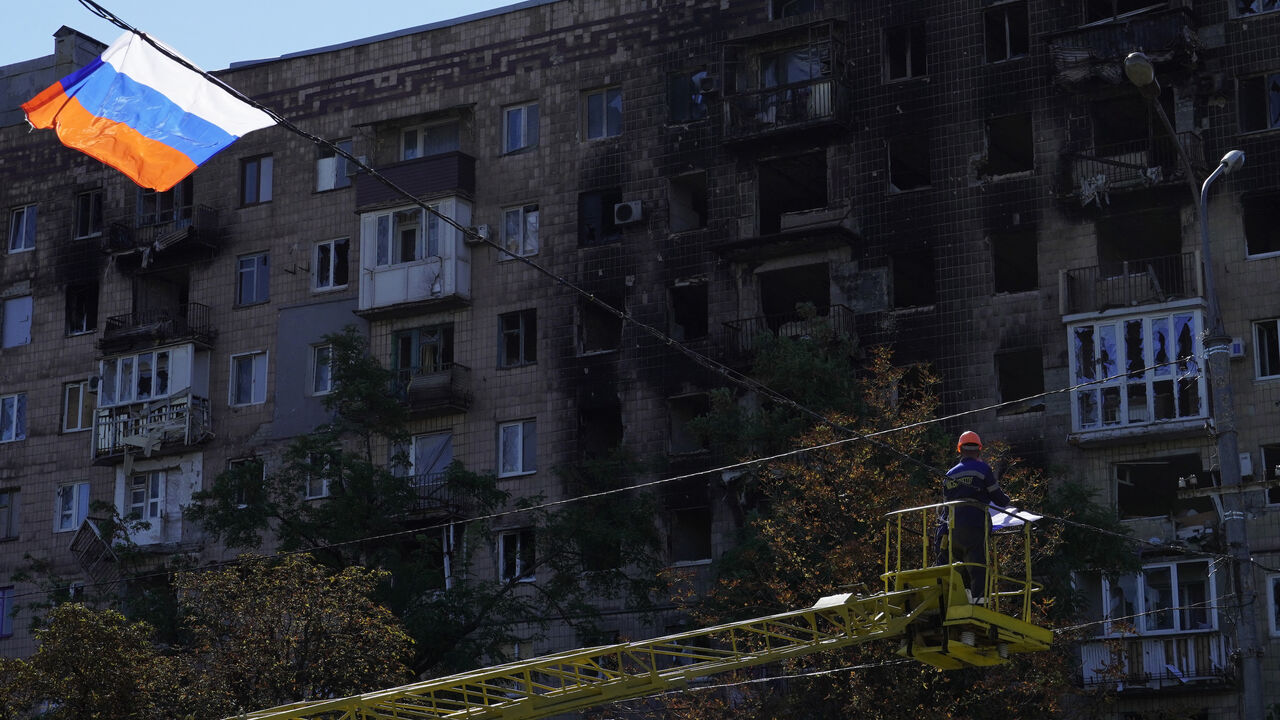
[1243,191,1280,256]
[1091,94,1165,151]
[668,282,708,341]
[499,309,537,367]
[131,269,189,320]
[772,0,817,19]
[1262,443,1280,505]
[992,228,1038,293]
[758,152,826,235]
[1085,0,1164,23]
[668,70,709,124]
[758,263,830,329]
[668,393,710,455]
[984,2,1029,63]
[669,172,708,233]
[393,324,455,383]
[579,291,624,354]
[888,135,930,192]
[240,154,273,206]
[65,283,98,335]
[665,478,712,563]
[1239,72,1280,133]
[578,189,623,246]
[986,113,1033,175]
[74,190,103,239]
[996,347,1045,414]
[1096,207,1181,276]
[1116,454,1211,520]
[892,248,937,308]
[579,404,623,459]
[137,176,193,227]
[885,24,927,81]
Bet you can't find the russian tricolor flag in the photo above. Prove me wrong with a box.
[22,32,274,191]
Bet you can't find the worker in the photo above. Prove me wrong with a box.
[942,431,1011,604]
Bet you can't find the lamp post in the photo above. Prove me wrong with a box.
[1125,51,1264,720]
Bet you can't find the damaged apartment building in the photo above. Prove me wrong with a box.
[4,0,1280,716]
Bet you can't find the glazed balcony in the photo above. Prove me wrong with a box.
[1059,252,1200,315]
[98,303,216,354]
[1079,631,1232,690]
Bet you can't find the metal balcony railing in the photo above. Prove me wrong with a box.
[394,363,472,415]
[100,303,215,350]
[92,393,212,460]
[1049,7,1198,86]
[724,77,852,141]
[1079,631,1232,689]
[1065,133,1205,203]
[723,304,856,357]
[1059,252,1201,315]
[103,204,218,253]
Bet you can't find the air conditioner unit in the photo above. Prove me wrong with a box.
[1229,337,1246,359]
[465,224,490,245]
[696,74,719,94]
[613,201,643,225]
[344,155,369,177]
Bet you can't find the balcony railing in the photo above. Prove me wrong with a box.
[723,304,856,358]
[724,77,852,141]
[407,471,457,513]
[92,393,212,461]
[69,517,120,585]
[1064,133,1205,204]
[1079,631,1232,689]
[103,204,218,255]
[99,303,216,352]
[395,363,472,416]
[1059,252,1201,315]
[1049,7,1198,86]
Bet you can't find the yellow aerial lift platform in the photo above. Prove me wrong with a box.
[236,502,1051,720]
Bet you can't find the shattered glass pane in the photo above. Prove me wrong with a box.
[1174,313,1195,374]
[1127,384,1148,423]
[1102,386,1122,425]
[1074,326,1096,381]
[1177,377,1201,417]
[1099,324,1118,379]
[1125,319,1145,378]
[1078,389,1099,428]
[1152,318,1171,375]
[1153,379,1175,420]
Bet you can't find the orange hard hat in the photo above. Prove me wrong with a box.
[956,431,982,452]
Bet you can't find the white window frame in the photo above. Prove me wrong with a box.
[311,344,334,396]
[400,120,460,161]
[500,204,539,259]
[8,205,36,253]
[499,528,536,582]
[503,102,539,153]
[313,237,349,291]
[229,351,269,407]
[315,138,352,192]
[240,154,273,205]
[74,190,103,239]
[497,419,536,477]
[584,87,622,140]
[98,349,172,407]
[0,489,18,541]
[373,207,440,267]
[62,380,93,433]
[304,453,330,500]
[1254,318,1280,380]
[128,470,164,521]
[0,393,25,443]
[2,295,33,348]
[1068,310,1207,432]
[54,481,90,533]
[1101,560,1217,636]
[237,252,270,306]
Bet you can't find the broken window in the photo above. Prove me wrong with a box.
[1095,206,1181,278]
[668,281,708,341]
[758,263,830,329]
[772,0,817,18]
[1070,311,1205,432]
[0,393,26,444]
[65,283,98,335]
[1239,72,1280,132]
[665,478,712,563]
[984,2,1029,63]
[884,23,927,81]
[892,247,937,308]
[501,204,539,258]
[499,309,537,367]
[1237,0,1280,16]
[578,189,622,246]
[579,404,623,459]
[668,394,710,455]
[499,528,536,582]
[995,348,1044,413]
[669,172,708,233]
[985,113,1033,175]
[991,228,1037,293]
[1255,318,1280,379]
[1115,454,1211,521]
[226,457,265,508]
[392,324,454,383]
[1086,0,1164,23]
[888,134,930,192]
[758,152,826,235]
[1098,560,1215,635]
[74,190,103,239]
[668,70,710,124]
[99,349,173,407]
[578,291,624,354]
[1243,191,1280,257]
[137,176,193,227]
[1261,443,1280,505]
[1091,93,1157,152]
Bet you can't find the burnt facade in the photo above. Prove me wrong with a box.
[4,2,1280,716]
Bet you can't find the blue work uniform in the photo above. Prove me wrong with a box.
[942,457,1011,599]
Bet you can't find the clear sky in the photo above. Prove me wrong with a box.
[9,0,524,71]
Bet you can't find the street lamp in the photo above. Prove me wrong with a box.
[1125,52,1264,720]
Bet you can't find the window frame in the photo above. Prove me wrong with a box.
[498,310,537,368]
[0,489,18,541]
[984,1,1029,64]
[236,252,270,306]
[62,380,94,433]
[1101,560,1217,636]
[311,344,335,396]
[315,138,352,192]
[0,393,26,443]
[500,204,540,259]
[503,101,540,154]
[372,207,441,267]
[313,237,350,291]
[137,176,193,227]
[884,23,927,82]
[400,120,461,161]
[229,351,269,407]
[226,456,265,508]
[303,453,330,500]
[392,324,455,383]
[497,419,537,477]
[1269,573,1280,637]
[0,587,11,638]
[584,87,623,140]
[1254,318,1280,380]
[54,481,90,533]
[499,527,537,582]
[240,154,274,206]
[1242,191,1280,258]
[1236,0,1280,17]
[98,349,172,407]
[65,283,98,336]
[128,470,164,522]
[2,295,33,348]
[74,190,104,239]
[7,204,36,253]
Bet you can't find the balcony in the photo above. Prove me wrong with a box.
[99,303,216,354]
[713,206,858,262]
[1079,632,1233,690]
[723,304,856,359]
[92,393,212,463]
[405,471,467,514]
[1059,252,1201,315]
[1048,7,1199,88]
[723,77,852,143]
[69,517,120,585]
[395,363,472,417]
[103,204,219,267]
[1061,133,1205,205]
[355,151,476,210]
